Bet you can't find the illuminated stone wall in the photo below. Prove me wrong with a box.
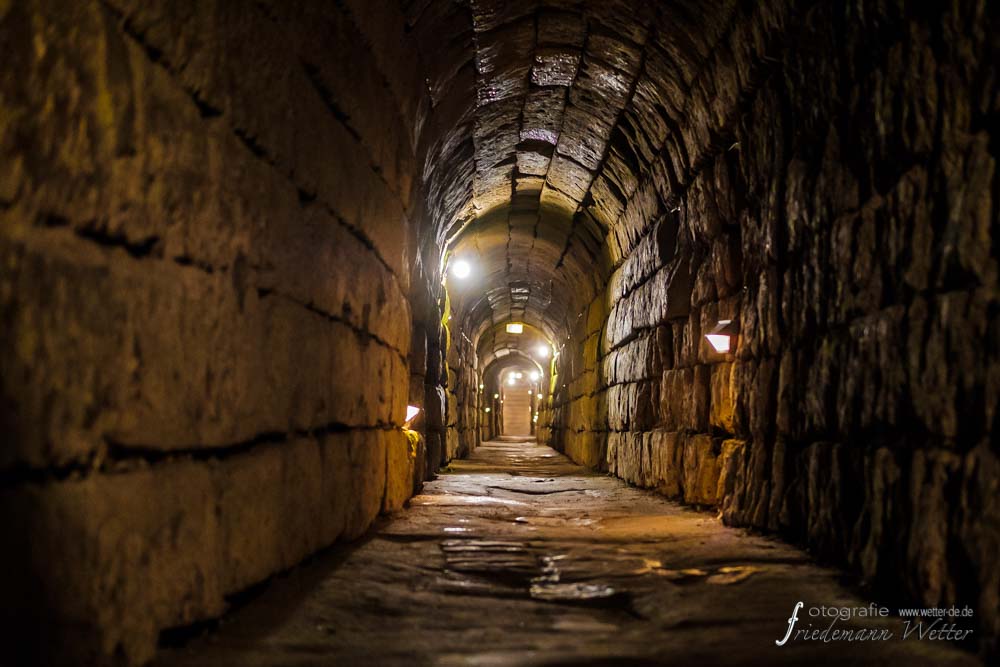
[0,1,433,663]
[2,0,997,663]
[545,0,999,646]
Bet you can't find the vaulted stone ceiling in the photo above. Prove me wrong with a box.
[476,321,551,373]
[402,0,741,347]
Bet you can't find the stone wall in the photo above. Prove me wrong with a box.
[3,0,998,662]
[445,313,480,460]
[544,0,999,649]
[0,0,435,663]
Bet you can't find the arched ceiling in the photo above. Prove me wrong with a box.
[402,0,740,347]
[475,321,552,372]
[481,354,545,397]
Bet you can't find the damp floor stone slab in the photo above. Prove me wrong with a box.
[156,438,982,667]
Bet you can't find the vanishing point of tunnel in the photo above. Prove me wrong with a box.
[0,0,998,665]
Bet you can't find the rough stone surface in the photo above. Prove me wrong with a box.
[0,1,425,662]
[1,430,408,665]
[3,0,998,662]
[155,439,981,667]
[538,0,1000,652]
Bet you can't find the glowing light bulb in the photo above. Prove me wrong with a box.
[484,407,491,413]
[451,259,471,279]
[529,370,540,382]
[536,345,550,358]
[506,322,523,334]
[507,376,516,385]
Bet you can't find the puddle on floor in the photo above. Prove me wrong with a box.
[529,582,619,602]
[513,516,598,528]
[412,495,529,507]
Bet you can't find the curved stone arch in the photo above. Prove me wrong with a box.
[482,350,545,380]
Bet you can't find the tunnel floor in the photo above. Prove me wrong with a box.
[157,439,979,666]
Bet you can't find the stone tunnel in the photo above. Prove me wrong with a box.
[1,0,998,664]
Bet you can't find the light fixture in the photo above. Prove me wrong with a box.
[705,319,738,353]
[532,414,538,423]
[404,405,421,427]
[478,383,484,390]
[529,370,540,382]
[507,376,516,385]
[506,322,523,334]
[515,372,523,379]
[451,259,471,279]
[493,393,499,399]
[528,390,533,396]
[484,407,491,413]
[536,344,550,358]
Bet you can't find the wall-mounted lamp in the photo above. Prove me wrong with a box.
[450,259,471,279]
[493,393,500,399]
[536,344,550,358]
[506,322,523,334]
[529,370,540,382]
[515,372,523,379]
[705,319,738,353]
[404,405,421,427]
[478,383,484,390]
[507,376,517,386]
[484,407,491,413]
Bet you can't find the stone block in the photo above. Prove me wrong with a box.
[650,430,685,498]
[0,462,223,666]
[716,438,746,513]
[709,362,737,433]
[217,439,324,592]
[687,364,711,432]
[384,430,417,512]
[565,431,606,470]
[682,434,721,505]
[659,368,693,430]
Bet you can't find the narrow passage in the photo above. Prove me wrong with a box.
[158,439,979,667]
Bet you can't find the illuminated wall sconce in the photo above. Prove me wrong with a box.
[450,259,471,279]
[705,319,738,353]
[528,390,533,396]
[529,370,540,382]
[507,375,517,385]
[532,413,538,423]
[535,344,550,358]
[506,322,523,334]
[484,407,491,413]
[493,393,499,399]
[515,372,523,379]
[404,405,421,427]
[479,383,484,390]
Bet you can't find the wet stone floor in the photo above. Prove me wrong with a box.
[158,438,980,666]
